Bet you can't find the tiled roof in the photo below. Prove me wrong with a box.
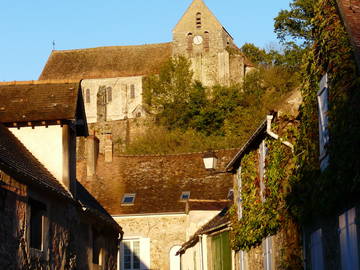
[337,0,360,69]
[0,81,81,124]
[77,149,238,215]
[76,181,123,233]
[39,43,173,80]
[177,207,230,254]
[0,123,72,199]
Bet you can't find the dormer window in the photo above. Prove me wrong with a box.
[196,12,202,29]
[122,193,136,205]
[180,191,190,201]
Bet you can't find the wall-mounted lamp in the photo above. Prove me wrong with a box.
[202,151,218,170]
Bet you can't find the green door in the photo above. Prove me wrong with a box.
[211,231,232,270]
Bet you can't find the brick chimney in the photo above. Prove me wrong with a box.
[86,135,99,177]
[104,133,113,163]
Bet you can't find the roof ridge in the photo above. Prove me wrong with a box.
[52,42,173,53]
[0,79,79,86]
[115,147,241,158]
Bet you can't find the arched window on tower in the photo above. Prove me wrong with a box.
[187,33,193,53]
[204,31,210,52]
[196,12,202,29]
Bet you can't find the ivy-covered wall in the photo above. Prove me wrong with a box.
[230,118,302,269]
[288,0,360,222]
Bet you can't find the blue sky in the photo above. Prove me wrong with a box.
[0,0,291,81]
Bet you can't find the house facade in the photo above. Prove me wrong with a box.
[225,115,301,270]
[38,0,251,124]
[76,144,238,270]
[0,81,122,269]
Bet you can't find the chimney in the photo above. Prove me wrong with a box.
[104,133,113,163]
[86,135,99,177]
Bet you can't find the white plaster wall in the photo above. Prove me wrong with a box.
[186,210,220,239]
[180,242,202,270]
[81,76,143,123]
[10,126,63,181]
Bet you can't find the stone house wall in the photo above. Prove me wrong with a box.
[0,170,118,270]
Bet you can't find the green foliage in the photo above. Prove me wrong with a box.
[274,0,316,45]
[230,139,294,251]
[287,0,360,222]
[124,126,241,155]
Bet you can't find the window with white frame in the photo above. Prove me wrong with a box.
[339,207,359,270]
[318,73,330,170]
[120,238,150,270]
[236,166,243,220]
[259,141,266,202]
[310,229,325,270]
[263,236,273,270]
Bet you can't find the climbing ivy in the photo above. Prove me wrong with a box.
[287,0,360,222]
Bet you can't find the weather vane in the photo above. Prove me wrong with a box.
[52,40,56,50]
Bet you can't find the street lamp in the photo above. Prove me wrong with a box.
[202,151,218,170]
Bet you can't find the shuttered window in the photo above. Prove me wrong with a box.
[317,73,330,170]
[263,236,272,270]
[339,208,359,270]
[259,141,266,202]
[239,250,247,270]
[236,167,243,220]
[310,229,324,270]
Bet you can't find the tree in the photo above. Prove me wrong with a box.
[274,0,316,45]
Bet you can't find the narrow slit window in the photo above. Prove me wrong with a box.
[122,193,136,205]
[86,89,91,103]
[180,191,190,201]
[107,87,112,103]
[29,199,46,251]
[130,84,135,99]
[187,33,193,53]
[204,31,210,52]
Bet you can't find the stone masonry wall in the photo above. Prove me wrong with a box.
[115,215,187,270]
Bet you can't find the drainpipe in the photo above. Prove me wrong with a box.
[266,115,294,152]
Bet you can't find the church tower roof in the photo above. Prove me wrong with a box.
[172,0,225,34]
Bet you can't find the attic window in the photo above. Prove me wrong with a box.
[180,191,190,201]
[122,194,136,205]
[196,12,202,29]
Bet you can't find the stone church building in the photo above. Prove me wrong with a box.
[39,0,251,124]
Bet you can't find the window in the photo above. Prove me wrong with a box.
[263,236,273,270]
[122,194,136,205]
[196,12,202,29]
[130,84,135,99]
[236,166,243,220]
[187,33,193,53]
[339,208,359,270]
[92,229,103,265]
[204,31,209,52]
[259,141,266,202]
[310,229,324,270]
[318,73,330,170]
[107,87,112,103]
[239,250,247,270]
[180,191,190,201]
[85,89,91,103]
[29,199,46,250]
[120,238,150,270]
